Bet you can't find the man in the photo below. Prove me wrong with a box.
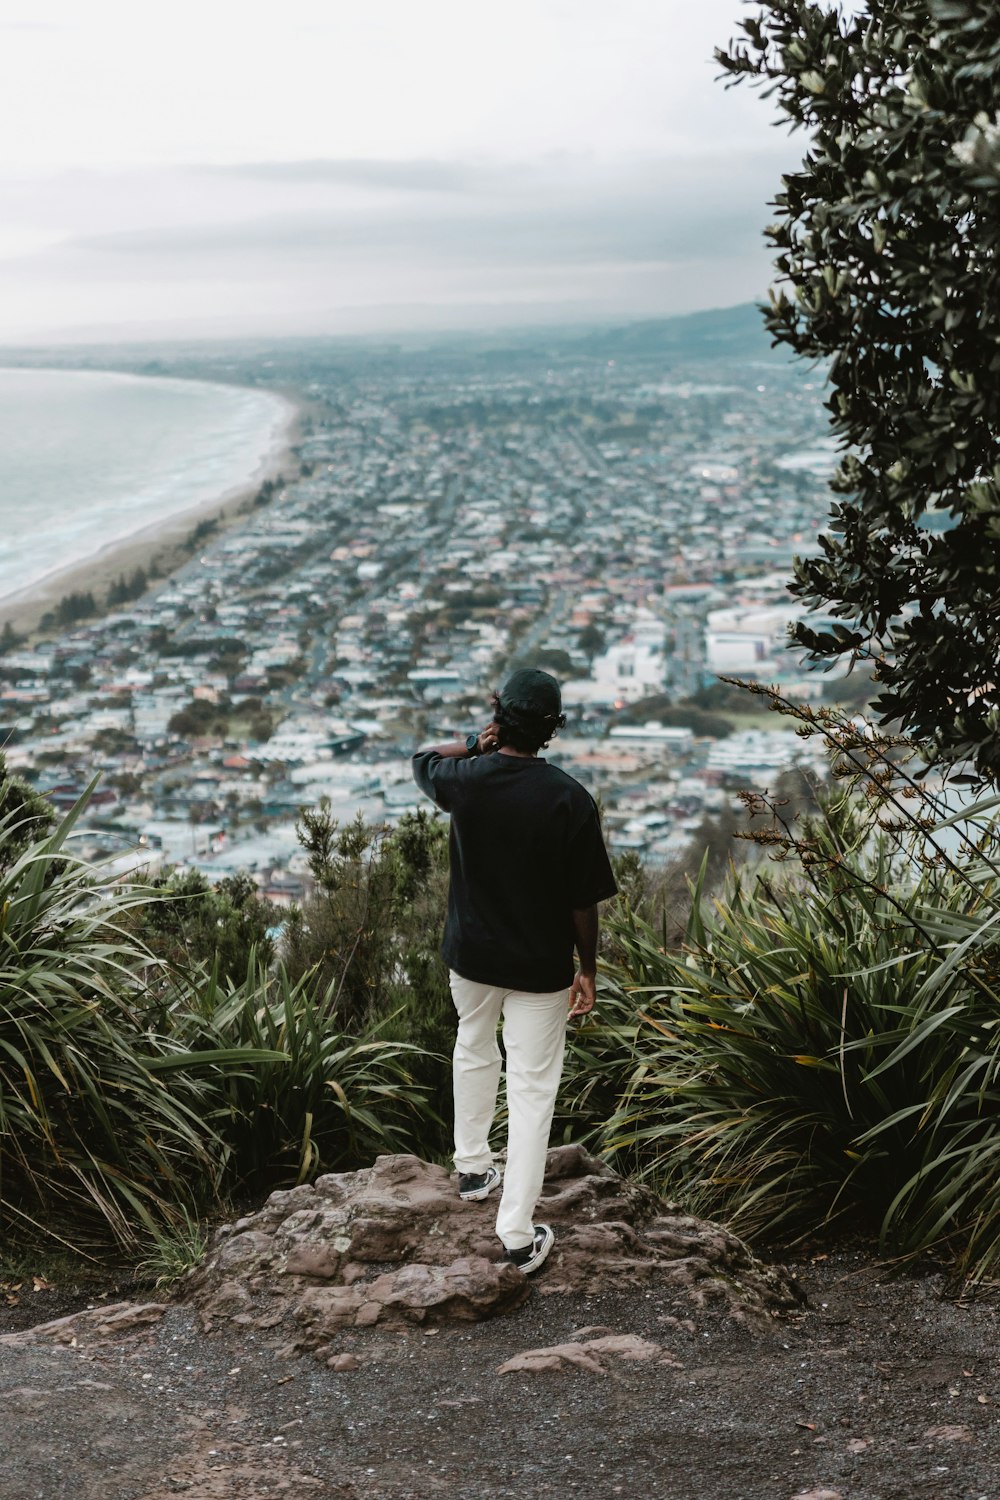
[411,667,617,1274]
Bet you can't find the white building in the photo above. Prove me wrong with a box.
[608,724,694,752]
[704,604,807,675]
[592,612,667,704]
[406,667,464,700]
[707,729,826,778]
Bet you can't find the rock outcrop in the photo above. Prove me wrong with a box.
[497,1327,680,1375]
[184,1145,802,1353]
[0,1302,167,1348]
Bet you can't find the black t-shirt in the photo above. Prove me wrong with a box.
[411,749,618,992]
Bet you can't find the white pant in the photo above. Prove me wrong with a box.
[450,970,569,1251]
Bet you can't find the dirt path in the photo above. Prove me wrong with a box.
[1,1250,997,1500]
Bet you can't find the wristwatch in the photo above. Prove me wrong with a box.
[465,732,481,756]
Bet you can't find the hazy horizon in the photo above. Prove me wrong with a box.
[1,2,800,346]
[0,301,777,361]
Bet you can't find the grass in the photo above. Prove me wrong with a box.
[136,1207,212,1289]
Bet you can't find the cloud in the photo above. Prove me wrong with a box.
[204,159,482,193]
[41,150,782,269]
[0,146,791,341]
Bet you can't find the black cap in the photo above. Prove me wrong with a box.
[499,667,562,719]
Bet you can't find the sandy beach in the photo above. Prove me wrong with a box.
[0,388,302,638]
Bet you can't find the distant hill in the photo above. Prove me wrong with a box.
[566,302,784,363]
[359,302,787,367]
[0,302,789,378]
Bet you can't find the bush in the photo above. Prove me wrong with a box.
[162,957,440,1190]
[285,808,454,1046]
[133,869,277,987]
[552,981,645,1163]
[598,744,1000,1281]
[0,793,223,1251]
[0,754,55,866]
[282,806,457,1158]
[0,790,445,1255]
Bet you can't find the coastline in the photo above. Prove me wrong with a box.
[0,387,302,637]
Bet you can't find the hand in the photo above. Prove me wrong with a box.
[568,970,596,1019]
[477,721,500,754]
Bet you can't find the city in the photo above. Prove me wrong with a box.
[0,327,844,897]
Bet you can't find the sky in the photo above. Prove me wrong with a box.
[0,1,804,345]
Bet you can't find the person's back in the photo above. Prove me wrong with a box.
[411,750,612,992]
[411,668,617,1275]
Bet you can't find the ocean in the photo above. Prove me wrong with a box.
[0,368,293,607]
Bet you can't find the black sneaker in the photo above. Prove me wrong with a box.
[458,1165,502,1201]
[504,1223,555,1274]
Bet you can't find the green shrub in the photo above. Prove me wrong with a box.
[0,791,224,1251]
[599,777,1000,1281]
[283,806,455,1154]
[0,753,55,866]
[133,869,278,986]
[552,981,644,1161]
[162,955,442,1189]
[0,789,445,1255]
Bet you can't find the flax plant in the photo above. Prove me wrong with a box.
[164,954,441,1188]
[599,694,1000,1282]
[0,793,224,1251]
[0,787,438,1255]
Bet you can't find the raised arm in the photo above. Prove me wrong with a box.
[420,723,499,759]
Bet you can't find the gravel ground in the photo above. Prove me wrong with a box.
[1,1251,998,1500]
